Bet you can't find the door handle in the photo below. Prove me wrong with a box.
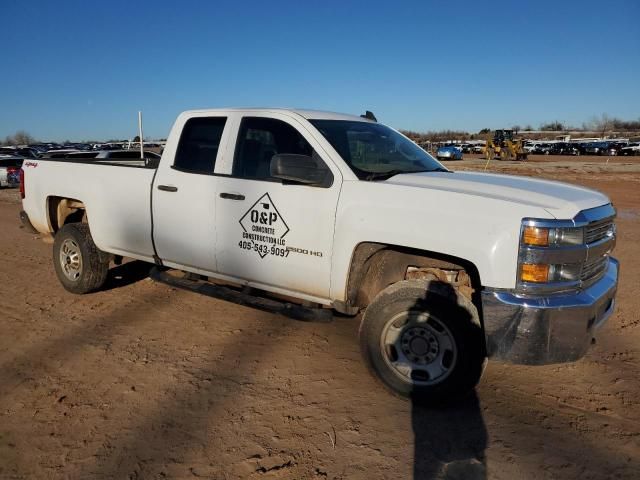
[220,193,245,201]
[157,185,178,192]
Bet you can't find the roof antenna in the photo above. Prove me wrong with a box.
[361,110,377,122]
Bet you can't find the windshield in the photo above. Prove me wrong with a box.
[309,120,447,180]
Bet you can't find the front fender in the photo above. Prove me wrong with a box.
[329,181,551,302]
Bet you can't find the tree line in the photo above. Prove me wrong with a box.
[403,114,640,143]
[3,131,36,146]
[3,114,639,146]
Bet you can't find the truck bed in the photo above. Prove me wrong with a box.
[21,158,157,261]
[39,157,153,168]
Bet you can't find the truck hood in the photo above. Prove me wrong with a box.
[385,171,610,219]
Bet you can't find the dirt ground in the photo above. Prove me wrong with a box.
[1,156,639,479]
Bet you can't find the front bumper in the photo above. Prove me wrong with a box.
[482,257,618,365]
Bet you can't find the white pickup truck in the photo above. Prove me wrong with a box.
[20,108,618,402]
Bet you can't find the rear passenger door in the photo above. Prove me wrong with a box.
[214,114,341,301]
[152,115,229,272]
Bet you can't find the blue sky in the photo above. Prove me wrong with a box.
[1,0,638,141]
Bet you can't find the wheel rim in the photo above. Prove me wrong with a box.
[59,238,83,281]
[380,310,458,386]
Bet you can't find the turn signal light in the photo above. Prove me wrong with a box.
[522,226,549,246]
[521,264,550,283]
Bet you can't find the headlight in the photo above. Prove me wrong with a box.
[518,222,588,291]
[520,262,582,283]
[520,263,549,282]
[518,207,616,292]
[521,225,584,247]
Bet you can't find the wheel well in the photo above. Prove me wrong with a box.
[344,242,482,311]
[47,196,87,233]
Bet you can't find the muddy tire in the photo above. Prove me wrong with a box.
[53,223,109,294]
[359,279,486,404]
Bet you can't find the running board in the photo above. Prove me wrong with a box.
[150,267,333,323]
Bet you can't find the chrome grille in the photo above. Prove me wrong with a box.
[585,219,614,244]
[581,256,608,285]
[581,213,615,285]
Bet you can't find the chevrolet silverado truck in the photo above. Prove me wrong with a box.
[19,108,619,401]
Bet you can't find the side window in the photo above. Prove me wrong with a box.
[233,117,314,180]
[174,117,227,174]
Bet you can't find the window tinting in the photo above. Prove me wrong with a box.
[174,117,227,174]
[233,117,313,179]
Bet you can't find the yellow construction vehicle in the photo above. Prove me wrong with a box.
[483,129,528,161]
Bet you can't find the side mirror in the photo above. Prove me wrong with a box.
[270,153,332,186]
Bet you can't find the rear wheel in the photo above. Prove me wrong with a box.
[53,223,109,294]
[359,279,486,403]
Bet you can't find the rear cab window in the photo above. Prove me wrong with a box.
[174,117,227,174]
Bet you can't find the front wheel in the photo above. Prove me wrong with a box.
[359,279,486,403]
[53,223,109,294]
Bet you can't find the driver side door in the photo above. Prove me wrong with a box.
[214,114,342,301]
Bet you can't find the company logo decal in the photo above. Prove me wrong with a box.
[238,193,290,259]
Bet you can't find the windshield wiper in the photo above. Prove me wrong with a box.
[364,168,449,181]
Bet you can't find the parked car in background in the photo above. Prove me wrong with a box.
[619,143,640,156]
[0,156,23,188]
[40,150,85,159]
[436,145,463,160]
[459,144,473,154]
[531,144,552,155]
[18,147,40,158]
[549,143,583,156]
[571,143,591,155]
[91,143,128,150]
[585,142,608,155]
[605,142,627,156]
[548,143,567,155]
[28,144,50,154]
[0,147,40,159]
[66,143,92,151]
[0,147,18,156]
[472,144,485,154]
